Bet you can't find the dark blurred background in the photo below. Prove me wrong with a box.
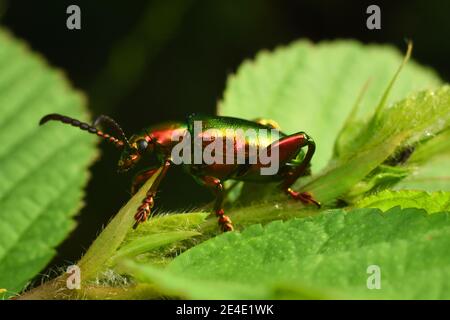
[1,0,449,273]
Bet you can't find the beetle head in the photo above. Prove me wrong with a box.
[117,134,154,173]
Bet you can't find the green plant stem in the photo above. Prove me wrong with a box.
[17,279,161,300]
[77,167,162,281]
[18,168,163,299]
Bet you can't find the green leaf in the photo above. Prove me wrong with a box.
[125,208,450,299]
[107,202,317,272]
[0,30,97,298]
[331,42,414,159]
[355,190,450,213]
[218,40,441,172]
[302,85,450,204]
[107,211,209,266]
[125,211,210,237]
[347,85,450,198]
[394,129,450,191]
[395,155,450,191]
[407,128,450,165]
[337,86,450,160]
[109,231,201,265]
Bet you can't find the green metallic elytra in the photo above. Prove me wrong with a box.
[39,113,320,232]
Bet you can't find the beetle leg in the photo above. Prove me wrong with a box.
[131,167,161,195]
[285,188,321,207]
[199,176,234,232]
[279,133,316,187]
[279,133,321,208]
[133,160,171,229]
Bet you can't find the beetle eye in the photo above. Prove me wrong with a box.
[136,139,148,153]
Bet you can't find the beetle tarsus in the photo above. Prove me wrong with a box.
[285,188,321,208]
[199,177,234,232]
[131,161,170,229]
[216,209,234,232]
[133,195,154,228]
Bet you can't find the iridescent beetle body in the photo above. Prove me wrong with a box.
[40,113,320,231]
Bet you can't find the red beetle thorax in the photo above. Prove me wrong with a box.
[146,123,188,148]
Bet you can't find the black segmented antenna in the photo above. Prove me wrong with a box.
[39,113,125,148]
[93,114,130,146]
